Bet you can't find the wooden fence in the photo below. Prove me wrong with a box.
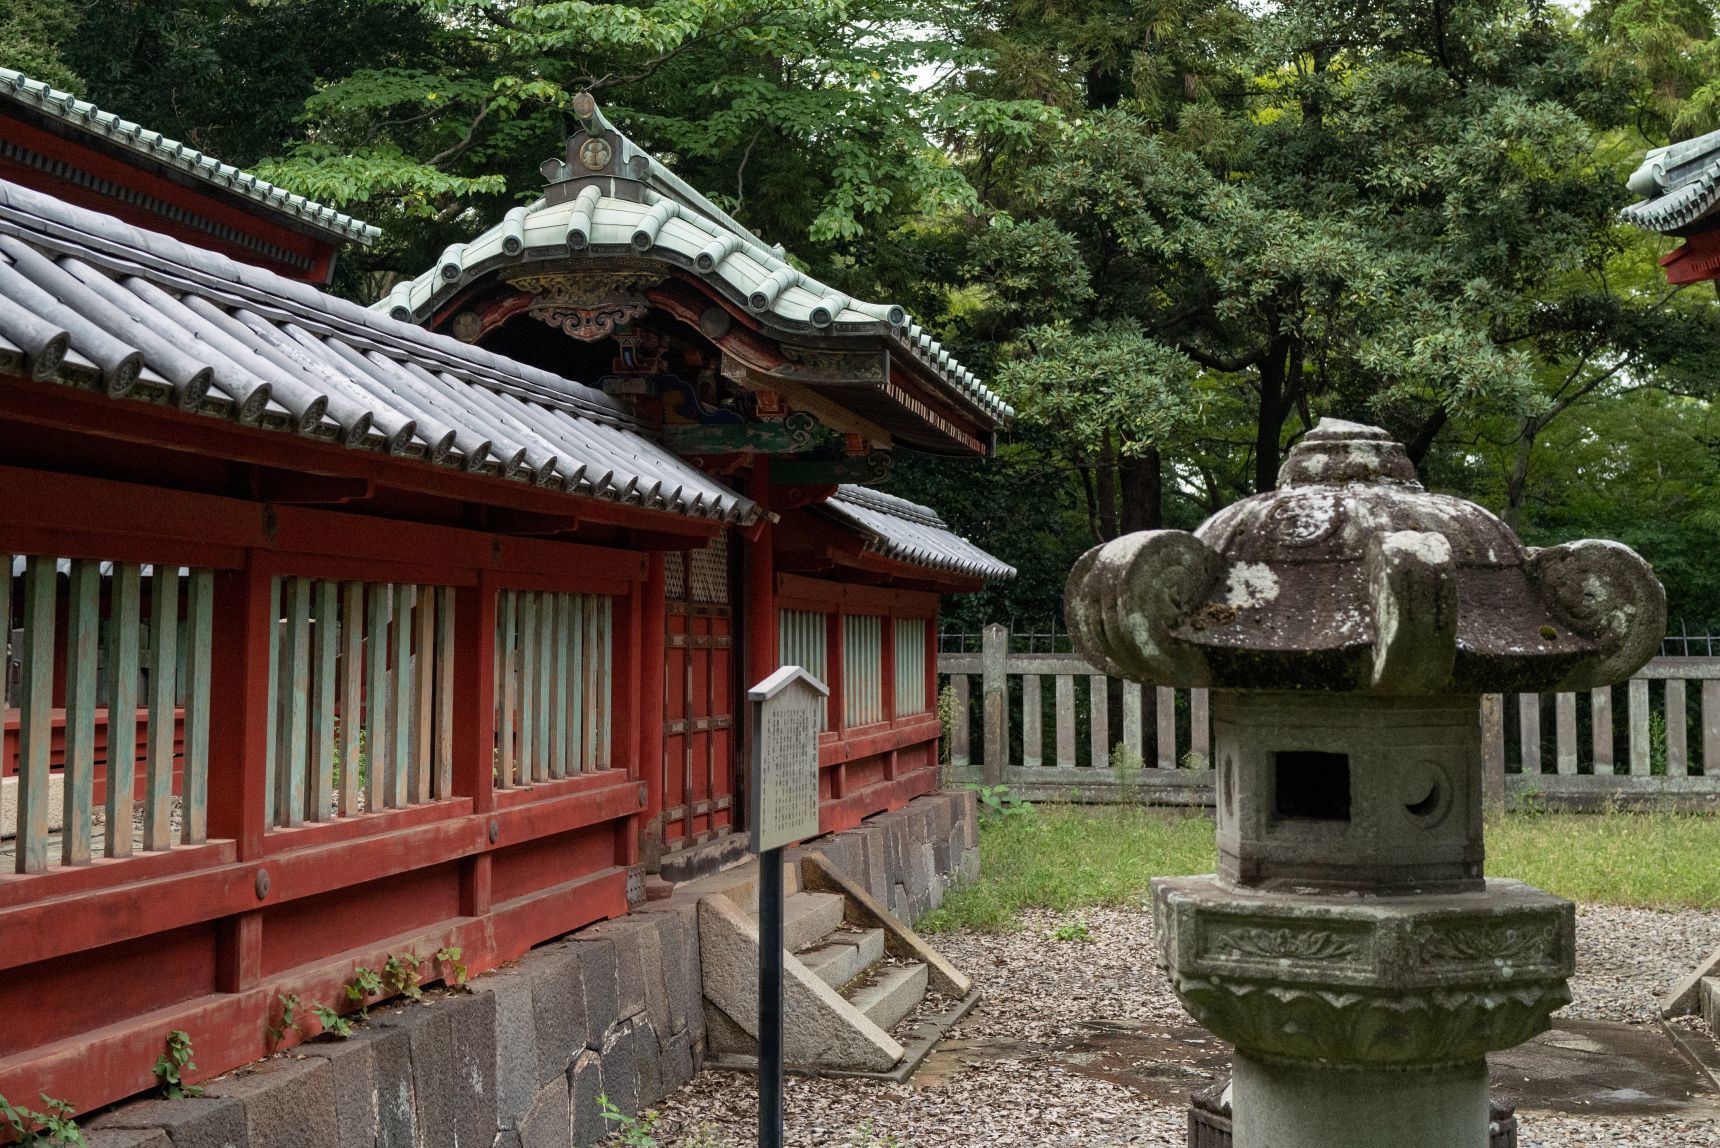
[939,624,1720,810]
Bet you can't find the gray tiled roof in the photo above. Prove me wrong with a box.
[822,486,1015,581]
[375,104,1011,425]
[1622,128,1720,233]
[0,177,759,525]
[0,67,380,246]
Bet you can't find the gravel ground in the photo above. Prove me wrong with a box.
[646,902,1720,1147]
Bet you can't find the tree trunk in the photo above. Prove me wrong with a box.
[1505,422,1536,533]
[1119,447,1163,532]
[1097,431,1120,540]
[1405,406,1450,467]
[1253,341,1292,494]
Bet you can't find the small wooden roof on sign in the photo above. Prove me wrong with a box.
[748,665,830,703]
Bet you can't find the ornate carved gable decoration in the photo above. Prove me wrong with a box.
[504,269,665,342]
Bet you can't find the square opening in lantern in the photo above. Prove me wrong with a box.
[1273,751,1351,822]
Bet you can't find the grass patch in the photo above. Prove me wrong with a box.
[1486,808,1720,910]
[917,804,1215,933]
[919,804,1720,933]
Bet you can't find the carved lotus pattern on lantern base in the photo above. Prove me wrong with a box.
[1154,875,1575,1066]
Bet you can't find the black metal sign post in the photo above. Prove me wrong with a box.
[747,666,827,1148]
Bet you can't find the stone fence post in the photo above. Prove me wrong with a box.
[982,623,1008,786]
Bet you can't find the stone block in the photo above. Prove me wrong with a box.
[638,904,691,1038]
[889,882,909,921]
[859,829,890,905]
[204,1056,338,1148]
[89,1097,248,1148]
[660,1028,695,1092]
[566,935,618,1046]
[364,1021,419,1148]
[373,1002,456,1147]
[925,795,955,851]
[493,1132,524,1148]
[524,943,588,1084]
[86,1131,173,1148]
[450,989,500,1147]
[569,1050,606,1147]
[297,1034,380,1148]
[960,845,981,885]
[632,1018,665,1108]
[957,787,979,849]
[596,1023,640,1117]
[584,919,647,1022]
[931,827,952,884]
[637,920,674,1043]
[483,967,540,1129]
[517,1076,570,1148]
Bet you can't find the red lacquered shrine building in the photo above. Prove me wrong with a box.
[0,72,1011,1117]
[1624,127,1720,283]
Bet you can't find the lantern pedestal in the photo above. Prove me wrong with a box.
[1230,1054,1487,1148]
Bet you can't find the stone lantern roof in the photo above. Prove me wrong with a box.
[1066,419,1664,695]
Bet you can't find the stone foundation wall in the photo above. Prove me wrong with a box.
[81,790,979,1148]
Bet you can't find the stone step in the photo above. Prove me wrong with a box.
[1700,976,1720,1032]
[846,962,928,1033]
[780,891,847,954]
[798,928,886,991]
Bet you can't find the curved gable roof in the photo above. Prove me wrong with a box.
[374,99,1011,428]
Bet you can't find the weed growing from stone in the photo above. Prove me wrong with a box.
[153,1030,202,1099]
[0,1093,83,1145]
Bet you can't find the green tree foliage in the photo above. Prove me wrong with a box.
[19,0,1720,626]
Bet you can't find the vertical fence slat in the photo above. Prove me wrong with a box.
[339,581,364,816]
[182,568,213,843]
[144,566,181,850]
[599,596,613,768]
[1667,678,1689,777]
[518,591,537,784]
[61,559,100,865]
[390,583,413,807]
[534,591,553,782]
[1122,681,1142,759]
[308,579,337,822]
[105,563,141,857]
[0,555,8,841]
[1089,675,1108,770]
[275,576,311,829]
[497,590,517,788]
[15,557,54,872]
[569,594,584,772]
[950,674,970,769]
[1191,688,1210,766]
[1480,693,1505,806]
[365,582,392,809]
[1518,693,1541,776]
[1555,692,1578,776]
[981,623,1007,784]
[1628,677,1651,777]
[1704,679,1720,777]
[413,584,435,802]
[1021,673,1042,768]
[552,592,570,778]
[1592,685,1614,775]
[1156,687,1176,770]
[435,586,455,798]
[1055,675,1076,768]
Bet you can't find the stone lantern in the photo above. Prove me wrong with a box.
[1065,420,1664,1148]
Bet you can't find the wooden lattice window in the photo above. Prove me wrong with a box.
[493,590,613,787]
[778,609,829,730]
[894,617,928,716]
[843,615,885,727]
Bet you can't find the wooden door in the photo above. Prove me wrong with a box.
[660,533,737,854]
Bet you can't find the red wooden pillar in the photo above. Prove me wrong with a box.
[613,570,643,869]
[827,607,845,800]
[743,463,777,688]
[453,573,496,918]
[640,552,667,862]
[206,556,271,992]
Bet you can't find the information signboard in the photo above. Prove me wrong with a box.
[748,665,826,854]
